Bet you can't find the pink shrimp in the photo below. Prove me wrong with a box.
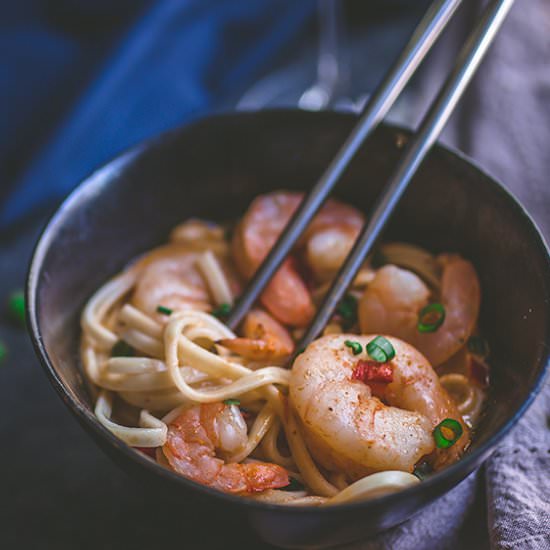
[218,309,294,362]
[232,191,364,327]
[163,402,289,494]
[358,254,481,367]
[290,334,470,479]
[131,244,240,320]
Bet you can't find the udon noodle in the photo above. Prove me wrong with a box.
[81,191,488,505]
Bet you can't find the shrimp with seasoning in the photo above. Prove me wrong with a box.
[163,402,289,494]
[218,309,294,363]
[289,334,469,480]
[358,254,480,367]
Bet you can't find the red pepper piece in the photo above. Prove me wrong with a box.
[352,360,394,384]
[240,407,253,420]
[135,446,156,458]
[468,355,490,388]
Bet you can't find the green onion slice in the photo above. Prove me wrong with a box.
[8,290,26,325]
[281,477,305,492]
[413,462,432,481]
[223,398,240,406]
[366,336,395,363]
[212,303,231,318]
[417,303,446,333]
[337,294,358,326]
[370,248,387,268]
[467,336,490,358]
[156,305,173,316]
[344,340,363,355]
[111,340,135,358]
[433,418,463,449]
[0,342,6,363]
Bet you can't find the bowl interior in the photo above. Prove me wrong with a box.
[28,110,550,530]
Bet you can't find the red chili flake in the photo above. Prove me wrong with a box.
[468,355,490,388]
[135,446,156,458]
[352,360,394,384]
[240,407,253,420]
[352,361,393,399]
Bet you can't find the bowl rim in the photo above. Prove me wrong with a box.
[26,109,550,515]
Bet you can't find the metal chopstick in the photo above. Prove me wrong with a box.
[226,0,462,330]
[297,0,515,351]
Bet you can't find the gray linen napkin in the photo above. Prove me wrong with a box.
[458,3,550,545]
[486,384,550,549]
[343,1,550,548]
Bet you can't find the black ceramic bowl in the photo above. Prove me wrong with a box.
[27,111,550,548]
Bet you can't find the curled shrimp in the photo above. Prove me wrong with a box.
[218,309,294,362]
[358,254,481,367]
[232,191,364,327]
[289,334,469,480]
[131,245,239,319]
[162,402,289,494]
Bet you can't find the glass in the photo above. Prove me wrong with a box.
[238,0,361,112]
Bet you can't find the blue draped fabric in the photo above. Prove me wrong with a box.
[0,0,315,228]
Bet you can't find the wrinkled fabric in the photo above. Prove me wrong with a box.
[486,386,550,550]
[341,471,485,550]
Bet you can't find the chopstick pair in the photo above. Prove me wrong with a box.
[227,0,515,353]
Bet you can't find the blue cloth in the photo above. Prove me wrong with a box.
[0,0,315,228]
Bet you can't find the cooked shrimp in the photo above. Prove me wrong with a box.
[358,254,480,367]
[131,245,239,319]
[232,191,364,326]
[290,334,469,480]
[169,219,230,256]
[218,309,294,362]
[306,226,361,282]
[163,402,289,494]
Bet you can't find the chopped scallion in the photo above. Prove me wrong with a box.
[344,340,363,355]
[111,340,135,357]
[281,477,305,492]
[413,462,432,481]
[337,294,358,328]
[8,290,26,325]
[0,342,6,363]
[223,398,240,406]
[366,336,395,363]
[467,336,490,358]
[417,303,446,333]
[370,248,387,268]
[212,303,231,318]
[433,418,463,449]
[156,305,173,316]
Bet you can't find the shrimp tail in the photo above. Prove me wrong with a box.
[242,462,290,493]
[217,337,293,361]
[218,309,295,360]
